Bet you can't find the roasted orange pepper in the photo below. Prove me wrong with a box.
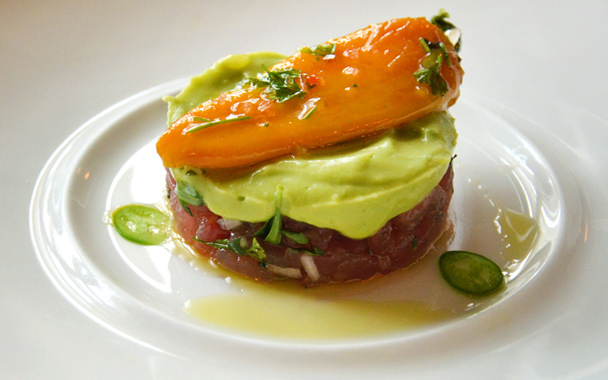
[157,17,463,169]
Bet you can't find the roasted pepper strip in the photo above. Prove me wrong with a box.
[157,17,464,169]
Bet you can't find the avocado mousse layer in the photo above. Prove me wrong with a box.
[165,52,457,239]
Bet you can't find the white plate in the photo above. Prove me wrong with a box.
[30,81,603,378]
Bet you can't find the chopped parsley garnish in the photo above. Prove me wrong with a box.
[300,42,336,57]
[186,115,252,134]
[414,38,451,97]
[245,65,305,103]
[194,237,266,261]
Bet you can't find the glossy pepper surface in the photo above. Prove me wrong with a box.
[157,17,464,169]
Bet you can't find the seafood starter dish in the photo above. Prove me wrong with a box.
[155,14,464,285]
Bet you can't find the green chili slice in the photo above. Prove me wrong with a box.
[112,205,170,245]
[439,250,504,295]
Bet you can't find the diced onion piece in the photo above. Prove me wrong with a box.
[266,264,302,279]
[300,255,320,282]
[217,218,242,230]
[445,28,462,47]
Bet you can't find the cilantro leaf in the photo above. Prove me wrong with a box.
[263,208,283,244]
[300,42,336,57]
[304,247,325,256]
[175,179,204,216]
[194,237,267,261]
[245,66,305,103]
[281,230,310,245]
[431,9,462,53]
[431,9,456,33]
[253,186,284,245]
[246,238,266,261]
[414,38,451,96]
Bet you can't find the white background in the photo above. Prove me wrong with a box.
[2,1,608,378]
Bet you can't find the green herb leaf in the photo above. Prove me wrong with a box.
[287,246,326,257]
[300,105,317,120]
[176,180,204,206]
[175,179,204,216]
[281,230,310,245]
[253,218,272,238]
[245,66,305,103]
[194,237,230,250]
[194,237,267,261]
[264,207,283,244]
[414,38,451,96]
[253,186,284,245]
[300,42,336,57]
[304,247,325,256]
[247,238,267,261]
[228,238,248,256]
[431,9,461,52]
[187,115,252,134]
[431,9,456,33]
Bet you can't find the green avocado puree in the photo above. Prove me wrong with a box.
[163,51,287,125]
[165,52,457,239]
